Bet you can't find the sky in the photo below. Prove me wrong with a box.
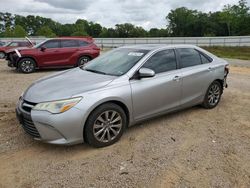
[0,0,249,30]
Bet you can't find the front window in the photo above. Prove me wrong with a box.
[142,49,177,74]
[83,48,149,76]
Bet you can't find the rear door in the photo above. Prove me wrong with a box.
[130,49,182,121]
[60,40,79,66]
[176,48,215,107]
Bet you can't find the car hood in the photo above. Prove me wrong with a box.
[23,68,116,103]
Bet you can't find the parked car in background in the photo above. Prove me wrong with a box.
[0,41,33,59]
[6,37,100,73]
[16,45,229,147]
[0,41,6,47]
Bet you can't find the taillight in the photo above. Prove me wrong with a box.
[92,45,100,51]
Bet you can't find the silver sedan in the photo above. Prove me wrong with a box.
[16,45,229,147]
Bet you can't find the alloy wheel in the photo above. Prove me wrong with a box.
[208,84,221,106]
[93,110,122,143]
[21,60,34,73]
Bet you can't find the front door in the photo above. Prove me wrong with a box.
[130,49,182,121]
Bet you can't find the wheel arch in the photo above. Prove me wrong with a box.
[83,100,130,143]
[214,79,224,93]
[17,56,38,67]
[77,54,93,61]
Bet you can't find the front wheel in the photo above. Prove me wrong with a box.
[77,56,91,67]
[18,58,36,73]
[202,81,222,109]
[84,103,127,147]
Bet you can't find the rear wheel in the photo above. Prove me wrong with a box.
[84,103,127,147]
[0,51,5,59]
[77,56,91,67]
[202,81,222,109]
[18,58,36,73]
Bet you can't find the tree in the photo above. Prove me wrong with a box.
[220,0,250,35]
[3,27,13,37]
[36,26,56,37]
[71,31,88,36]
[12,25,27,37]
[166,7,201,36]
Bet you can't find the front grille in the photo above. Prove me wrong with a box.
[22,100,37,113]
[21,116,40,138]
[18,99,40,138]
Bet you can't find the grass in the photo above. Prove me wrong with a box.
[202,46,250,60]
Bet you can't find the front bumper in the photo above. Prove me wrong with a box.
[16,98,86,145]
[6,53,19,67]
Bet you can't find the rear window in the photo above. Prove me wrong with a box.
[177,48,202,68]
[61,40,78,48]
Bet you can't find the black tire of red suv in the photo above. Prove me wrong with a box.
[77,56,91,67]
[18,58,36,74]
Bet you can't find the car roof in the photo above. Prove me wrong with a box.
[52,37,93,42]
[120,44,199,51]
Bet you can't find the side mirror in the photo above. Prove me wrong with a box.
[41,46,46,51]
[138,68,155,78]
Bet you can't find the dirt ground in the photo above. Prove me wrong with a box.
[0,59,249,188]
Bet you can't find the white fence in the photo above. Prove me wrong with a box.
[1,36,250,47]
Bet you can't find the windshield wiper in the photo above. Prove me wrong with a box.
[84,68,108,75]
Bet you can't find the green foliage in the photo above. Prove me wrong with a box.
[36,26,56,37]
[3,27,13,37]
[12,25,27,37]
[71,31,88,36]
[203,46,250,60]
[166,0,250,36]
[0,0,249,38]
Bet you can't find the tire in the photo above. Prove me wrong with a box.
[18,58,36,73]
[0,51,5,59]
[84,103,127,148]
[202,81,222,109]
[77,56,91,67]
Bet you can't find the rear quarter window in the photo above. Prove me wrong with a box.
[79,40,89,47]
[198,51,213,64]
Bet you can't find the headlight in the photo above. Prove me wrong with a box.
[33,97,82,114]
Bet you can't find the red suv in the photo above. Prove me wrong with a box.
[0,41,33,59]
[6,37,100,73]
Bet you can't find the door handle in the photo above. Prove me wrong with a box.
[173,76,181,81]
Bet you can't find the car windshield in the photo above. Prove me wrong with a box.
[83,48,149,76]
